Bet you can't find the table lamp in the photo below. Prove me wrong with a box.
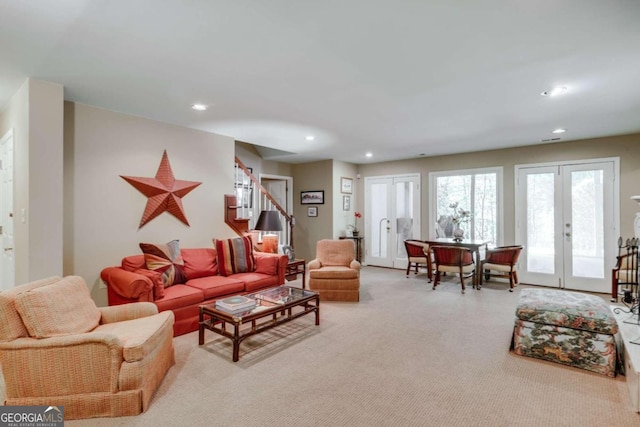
[254,210,283,253]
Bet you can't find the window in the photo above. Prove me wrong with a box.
[429,167,503,245]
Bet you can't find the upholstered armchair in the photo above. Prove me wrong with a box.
[0,276,175,420]
[308,239,361,301]
[482,245,523,291]
[431,246,475,294]
[404,239,433,281]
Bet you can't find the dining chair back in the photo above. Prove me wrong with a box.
[611,237,639,302]
[481,245,523,291]
[431,245,475,294]
[404,239,433,281]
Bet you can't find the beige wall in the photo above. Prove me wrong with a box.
[235,141,293,178]
[0,79,63,284]
[357,134,640,244]
[292,160,333,261]
[64,102,237,306]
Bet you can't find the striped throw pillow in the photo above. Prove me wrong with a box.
[139,239,186,287]
[214,236,256,276]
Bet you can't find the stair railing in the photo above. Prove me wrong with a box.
[234,157,295,249]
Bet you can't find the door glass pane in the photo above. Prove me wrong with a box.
[473,173,497,244]
[371,183,388,258]
[571,170,604,278]
[396,181,414,258]
[527,173,555,274]
[436,175,471,237]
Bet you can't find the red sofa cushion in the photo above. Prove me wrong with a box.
[154,284,203,312]
[233,272,280,293]
[254,253,279,276]
[182,248,218,280]
[185,276,245,300]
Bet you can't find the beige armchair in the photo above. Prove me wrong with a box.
[308,239,361,301]
[0,276,175,420]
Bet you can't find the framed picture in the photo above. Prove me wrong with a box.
[301,190,324,205]
[341,177,353,194]
[281,245,295,262]
[307,206,318,217]
[343,195,350,211]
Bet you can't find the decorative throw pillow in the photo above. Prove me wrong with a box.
[139,239,186,287]
[214,236,256,276]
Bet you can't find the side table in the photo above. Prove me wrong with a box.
[285,259,306,289]
[339,236,363,263]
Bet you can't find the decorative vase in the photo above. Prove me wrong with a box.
[452,228,464,241]
[352,230,360,237]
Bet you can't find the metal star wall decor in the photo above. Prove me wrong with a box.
[121,150,201,228]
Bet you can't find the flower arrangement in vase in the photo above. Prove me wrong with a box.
[449,202,472,241]
[348,212,362,237]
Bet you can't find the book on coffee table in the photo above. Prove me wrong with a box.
[216,296,256,312]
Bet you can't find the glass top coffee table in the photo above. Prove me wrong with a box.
[198,286,320,362]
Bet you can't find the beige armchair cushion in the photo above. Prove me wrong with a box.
[482,262,514,273]
[95,310,174,362]
[314,239,358,267]
[309,266,359,279]
[0,276,62,342]
[15,276,101,338]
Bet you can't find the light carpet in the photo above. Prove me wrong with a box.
[8,267,640,426]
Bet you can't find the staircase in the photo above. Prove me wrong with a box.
[224,157,295,249]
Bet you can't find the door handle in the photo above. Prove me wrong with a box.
[4,247,12,251]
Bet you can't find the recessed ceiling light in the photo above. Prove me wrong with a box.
[365,152,373,158]
[552,128,567,134]
[541,86,568,97]
[305,135,315,141]
[191,104,207,111]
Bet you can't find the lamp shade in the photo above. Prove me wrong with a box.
[254,210,283,232]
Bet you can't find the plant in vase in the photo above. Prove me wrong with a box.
[449,202,472,241]
[348,212,362,237]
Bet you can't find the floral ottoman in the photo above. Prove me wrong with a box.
[512,288,618,377]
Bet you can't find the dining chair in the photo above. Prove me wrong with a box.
[611,237,639,302]
[481,245,523,292]
[404,239,432,281]
[431,246,475,294]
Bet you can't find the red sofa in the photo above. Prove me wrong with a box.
[100,248,288,336]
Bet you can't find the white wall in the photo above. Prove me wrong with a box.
[0,78,64,284]
[64,103,237,305]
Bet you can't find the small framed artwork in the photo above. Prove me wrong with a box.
[301,190,324,205]
[343,195,351,211]
[281,245,295,261]
[341,177,353,194]
[308,206,318,217]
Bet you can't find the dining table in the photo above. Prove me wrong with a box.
[424,238,491,289]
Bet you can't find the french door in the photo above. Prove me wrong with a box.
[515,159,618,293]
[365,174,420,268]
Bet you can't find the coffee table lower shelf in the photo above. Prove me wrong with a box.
[198,288,320,362]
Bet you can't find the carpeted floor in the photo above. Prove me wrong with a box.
[6,267,640,426]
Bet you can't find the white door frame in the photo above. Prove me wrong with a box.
[364,173,421,268]
[515,157,619,292]
[0,129,15,291]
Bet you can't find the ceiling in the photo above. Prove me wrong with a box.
[2,1,640,164]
